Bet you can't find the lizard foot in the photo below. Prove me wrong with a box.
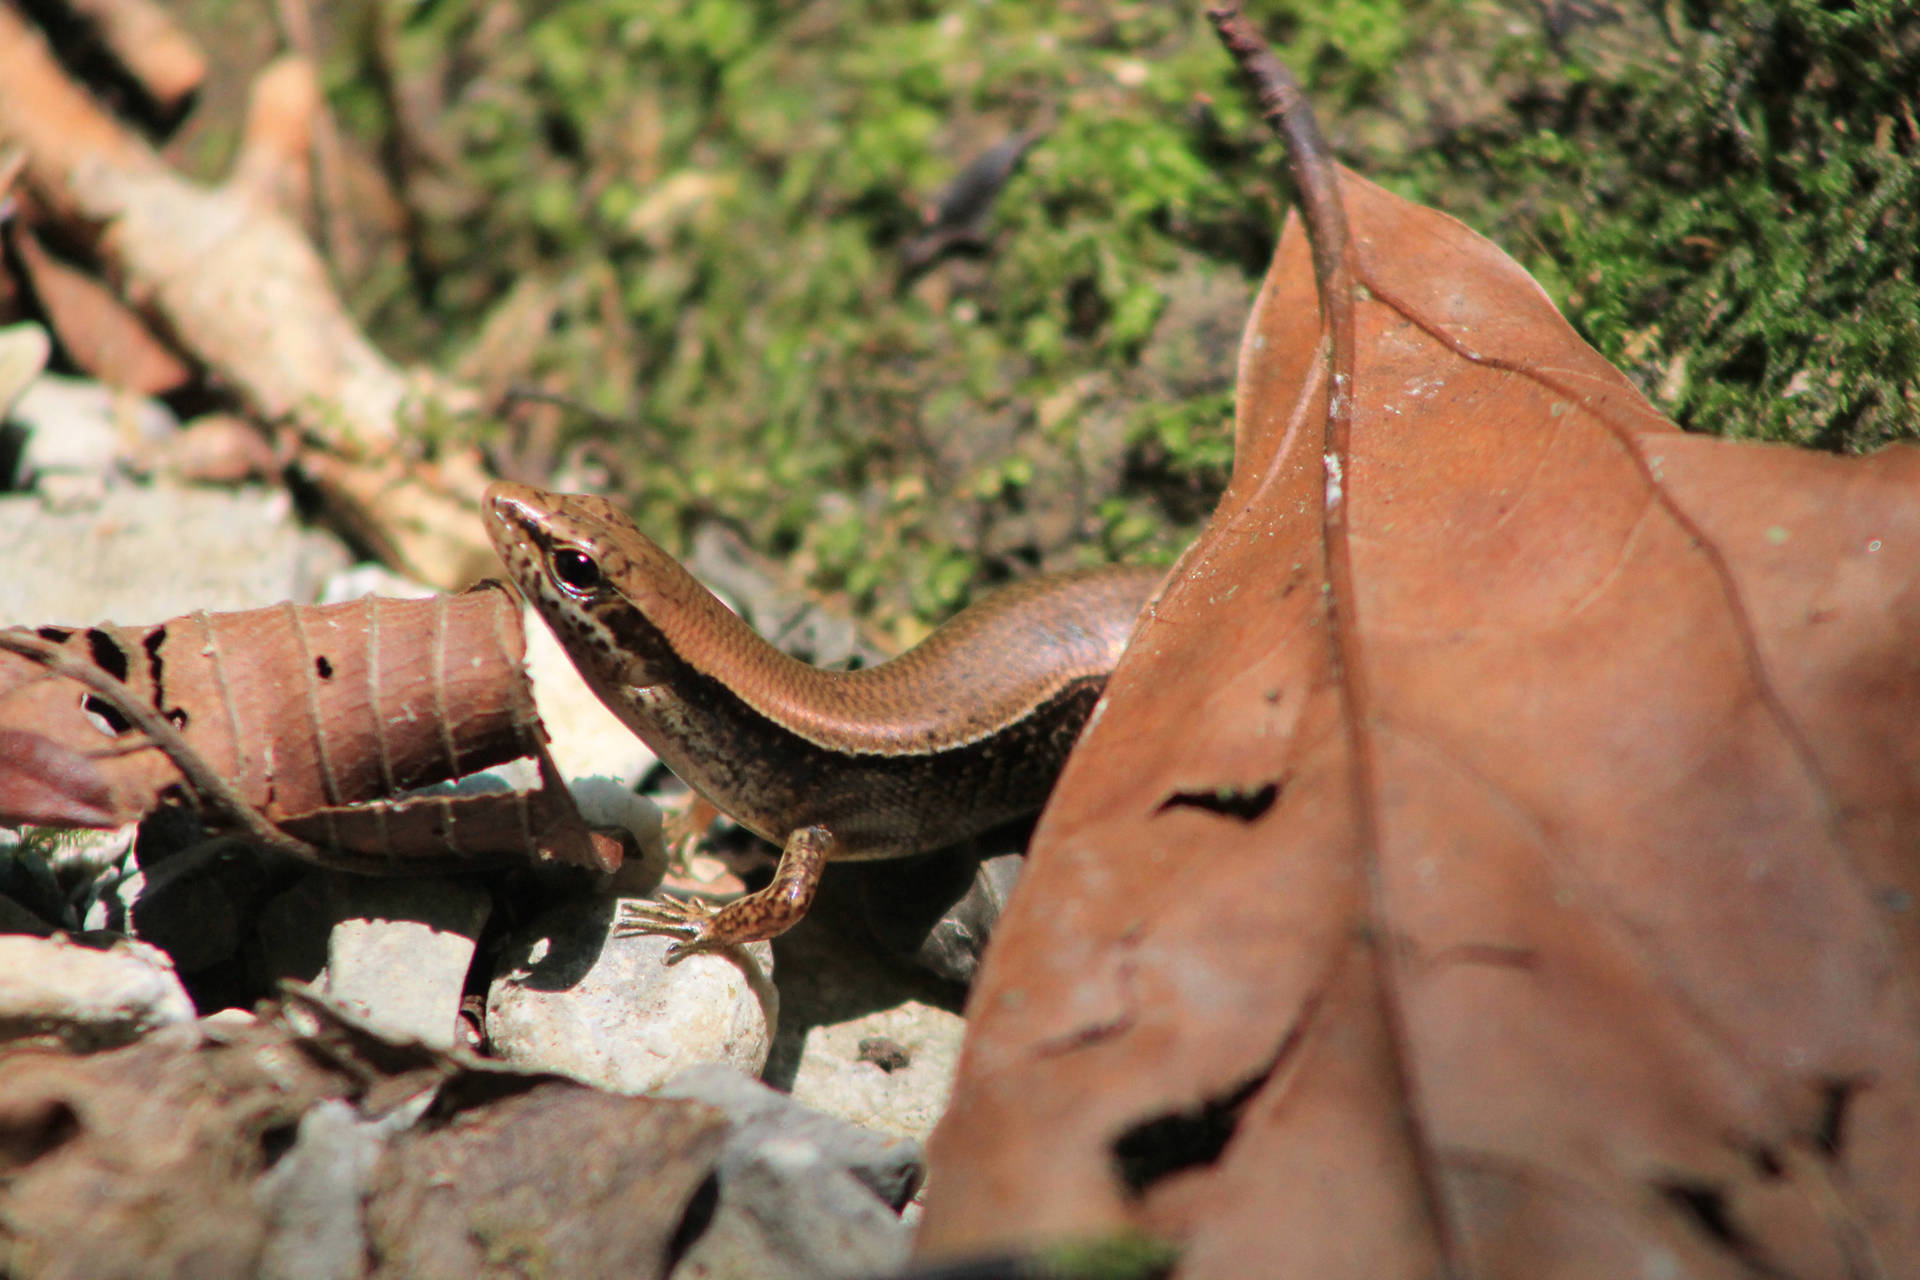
[616,894,722,964]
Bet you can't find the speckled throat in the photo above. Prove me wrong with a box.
[484,482,1161,864]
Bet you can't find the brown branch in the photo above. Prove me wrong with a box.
[0,6,495,586]
[1207,7,1455,1260]
[56,0,207,114]
[1206,6,1350,311]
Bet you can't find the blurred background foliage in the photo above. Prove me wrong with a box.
[205,0,1917,639]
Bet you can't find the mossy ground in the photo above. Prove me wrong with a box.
[300,0,1915,637]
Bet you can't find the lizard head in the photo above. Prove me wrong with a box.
[483,481,700,697]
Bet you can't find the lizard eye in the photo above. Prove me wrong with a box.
[552,548,602,595]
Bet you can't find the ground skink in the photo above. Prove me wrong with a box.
[483,481,1161,961]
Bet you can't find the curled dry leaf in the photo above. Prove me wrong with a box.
[920,16,1920,1279]
[0,586,610,873]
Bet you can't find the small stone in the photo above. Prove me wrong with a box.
[322,875,492,1051]
[667,1136,912,1280]
[657,1063,924,1208]
[487,896,776,1094]
[789,1000,965,1145]
[0,484,350,627]
[656,1070,917,1280]
[253,1099,389,1280]
[10,373,178,488]
[0,933,196,1049]
[0,322,52,424]
[200,1007,258,1033]
[567,774,668,891]
[856,847,1025,983]
[316,563,436,603]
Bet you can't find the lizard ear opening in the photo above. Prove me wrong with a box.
[552,547,603,595]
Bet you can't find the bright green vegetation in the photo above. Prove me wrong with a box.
[1451,1,1920,452]
[323,0,1917,634]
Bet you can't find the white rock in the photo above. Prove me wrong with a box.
[0,933,196,1049]
[788,1000,965,1144]
[487,896,776,1094]
[0,484,349,626]
[0,322,51,421]
[321,876,491,1051]
[315,563,439,603]
[11,373,178,487]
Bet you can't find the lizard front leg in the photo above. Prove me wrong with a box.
[617,824,834,963]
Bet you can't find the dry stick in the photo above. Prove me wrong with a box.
[1205,7,1350,324]
[1207,6,1458,1264]
[270,0,364,280]
[501,384,680,463]
[0,630,328,865]
[0,146,24,205]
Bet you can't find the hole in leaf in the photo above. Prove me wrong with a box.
[258,1120,300,1170]
[144,627,166,689]
[80,694,133,737]
[1656,1179,1738,1249]
[664,1172,719,1270]
[1815,1078,1857,1158]
[35,626,70,643]
[1112,1062,1277,1196]
[0,1098,80,1171]
[1157,780,1279,822]
[85,629,129,682]
[315,656,334,680]
[1109,996,1318,1196]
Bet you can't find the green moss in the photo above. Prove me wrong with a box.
[1418,2,1920,452]
[325,0,1915,629]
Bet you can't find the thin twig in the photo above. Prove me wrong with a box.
[502,383,679,462]
[1206,6,1350,310]
[1206,7,1460,1262]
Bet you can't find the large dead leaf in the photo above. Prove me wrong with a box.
[919,18,1920,1279]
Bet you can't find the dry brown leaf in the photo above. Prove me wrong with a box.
[365,1079,727,1278]
[0,587,610,872]
[8,223,192,395]
[0,992,724,1278]
[919,17,1920,1278]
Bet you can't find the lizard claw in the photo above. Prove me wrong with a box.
[617,894,720,963]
